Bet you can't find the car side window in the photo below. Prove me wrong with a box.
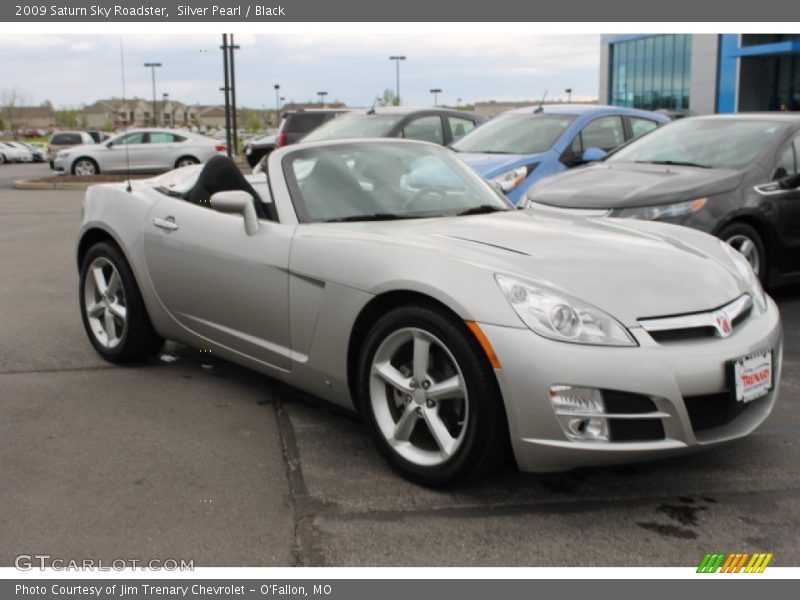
[448,116,476,142]
[630,117,659,140]
[402,116,445,145]
[776,136,800,178]
[579,116,625,152]
[116,132,147,145]
[149,132,177,144]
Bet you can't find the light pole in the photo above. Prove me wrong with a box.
[565,88,573,103]
[430,88,442,107]
[274,84,280,126]
[162,93,169,127]
[457,98,462,108]
[144,62,162,126]
[389,55,406,105]
[317,91,328,106]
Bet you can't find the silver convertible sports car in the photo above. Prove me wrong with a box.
[77,138,782,485]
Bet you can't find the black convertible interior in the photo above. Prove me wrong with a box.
[182,155,278,221]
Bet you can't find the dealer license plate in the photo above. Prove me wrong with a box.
[732,349,773,403]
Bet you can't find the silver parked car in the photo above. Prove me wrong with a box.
[0,141,33,163]
[53,128,226,176]
[76,139,782,485]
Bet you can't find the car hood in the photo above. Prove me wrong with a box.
[293,211,746,327]
[528,162,744,208]
[456,152,544,178]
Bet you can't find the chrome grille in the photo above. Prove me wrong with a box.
[639,294,752,342]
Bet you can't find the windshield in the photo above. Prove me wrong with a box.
[302,115,404,142]
[283,143,512,223]
[608,118,785,169]
[451,114,575,154]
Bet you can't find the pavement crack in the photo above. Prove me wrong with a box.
[273,384,326,567]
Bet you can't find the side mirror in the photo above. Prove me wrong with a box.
[581,147,607,163]
[106,141,114,148]
[210,190,260,236]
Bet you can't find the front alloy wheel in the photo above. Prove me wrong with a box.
[369,327,469,467]
[73,158,97,176]
[358,305,508,485]
[83,256,127,349]
[79,242,163,362]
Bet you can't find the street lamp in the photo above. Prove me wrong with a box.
[389,56,406,105]
[143,62,162,126]
[565,88,573,103]
[430,88,442,107]
[274,84,280,126]
[162,93,169,127]
[457,98,462,108]
[317,91,328,106]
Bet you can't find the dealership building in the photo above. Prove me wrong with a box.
[599,34,800,114]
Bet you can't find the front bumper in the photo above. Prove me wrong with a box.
[51,157,67,172]
[481,296,782,472]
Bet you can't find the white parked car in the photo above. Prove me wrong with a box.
[52,129,227,176]
[8,141,45,162]
[0,141,34,164]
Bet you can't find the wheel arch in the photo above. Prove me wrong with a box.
[712,212,775,271]
[174,155,199,168]
[71,156,99,174]
[346,289,486,411]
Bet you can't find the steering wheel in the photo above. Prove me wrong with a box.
[401,187,447,212]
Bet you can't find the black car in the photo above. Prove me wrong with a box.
[299,107,486,146]
[525,114,800,286]
[244,108,348,168]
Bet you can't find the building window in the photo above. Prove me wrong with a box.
[609,34,692,111]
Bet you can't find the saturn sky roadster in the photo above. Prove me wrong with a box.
[76,138,781,485]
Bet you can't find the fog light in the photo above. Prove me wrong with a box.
[550,385,610,442]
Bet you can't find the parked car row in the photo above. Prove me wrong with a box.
[0,140,49,164]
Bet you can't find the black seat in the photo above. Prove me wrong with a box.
[186,155,277,221]
[299,153,374,221]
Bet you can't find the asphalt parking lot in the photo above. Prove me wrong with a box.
[1,162,799,567]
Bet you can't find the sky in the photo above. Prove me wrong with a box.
[0,33,601,109]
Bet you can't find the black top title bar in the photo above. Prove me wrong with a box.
[1,0,794,22]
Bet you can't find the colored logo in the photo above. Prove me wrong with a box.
[697,552,773,573]
[713,310,733,337]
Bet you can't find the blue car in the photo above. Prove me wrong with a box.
[451,104,670,204]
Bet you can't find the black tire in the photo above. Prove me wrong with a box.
[356,304,508,486]
[718,222,767,283]
[79,241,163,362]
[0,154,6,165]
[174,156,200,169]
[72,157,99,176]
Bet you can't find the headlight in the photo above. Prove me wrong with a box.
[720,240,767,311]
[495,274,637,346]
[614,197,707,220]
[491,164,537,193]
[57,151,69,158]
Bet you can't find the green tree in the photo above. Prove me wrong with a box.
[79,114,89,129]
[241,108,263,132]
[103,115,114,132]
[379,88,399,107]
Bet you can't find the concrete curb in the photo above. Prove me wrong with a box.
[13,179,96,191]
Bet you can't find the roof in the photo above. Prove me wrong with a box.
[346,106,477,117]
[503,103,626,115]
[6,106,54,119]
[690,113,800,122]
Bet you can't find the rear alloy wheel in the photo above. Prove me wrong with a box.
[719,222,766,283]
[357,305,507,486]
[79,242,163,362]
[175,156,199,169]
[73,158,98,176]
[0,154,6,165]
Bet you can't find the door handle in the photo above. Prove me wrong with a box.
[153,217,179,231]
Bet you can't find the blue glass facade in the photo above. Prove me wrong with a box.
[608,34,692,110]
